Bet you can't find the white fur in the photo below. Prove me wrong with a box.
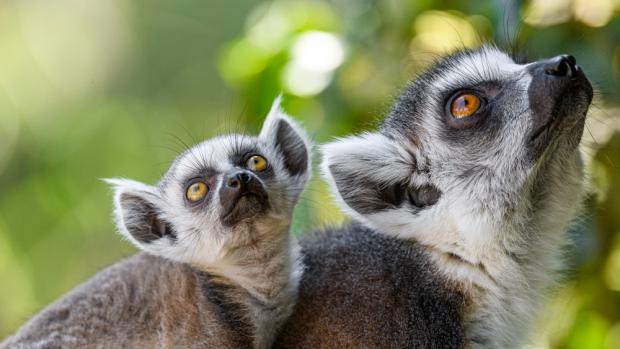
[432,46,525,93]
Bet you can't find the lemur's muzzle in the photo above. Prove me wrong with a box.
[224,171,253,193]
[219,170,269,226]
[526,54,593,157]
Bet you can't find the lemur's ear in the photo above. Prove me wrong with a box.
[105,178,175,251]
[259,96,312,182]
[322,132,440,220]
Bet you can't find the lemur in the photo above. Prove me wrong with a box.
[275,46,593,348]
[1,98,311,349]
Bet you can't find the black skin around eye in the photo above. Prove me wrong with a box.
[247,155,268,171]
[240,153,275,179]
[184,177,215,206]
[444,90,489,129]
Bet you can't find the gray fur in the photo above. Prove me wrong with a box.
[3,254,254,349]
[2,97,311,349]
[277,46,592,348]
[274,223,467,348]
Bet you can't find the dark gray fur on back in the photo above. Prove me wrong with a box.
[274,222,467,349]
[1,253,253,349]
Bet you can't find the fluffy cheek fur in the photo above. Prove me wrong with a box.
[156,194,298,272]
[105,177,227,268]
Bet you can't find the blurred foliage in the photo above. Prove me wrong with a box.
[0,0,619,347]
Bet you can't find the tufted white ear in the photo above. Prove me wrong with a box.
[259,96,312,185]
[321,132,440,221]
[105,178,176,254]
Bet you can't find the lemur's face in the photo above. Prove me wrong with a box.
[384,46,592,169]
[108,98,310,267]
[324,46,592,242]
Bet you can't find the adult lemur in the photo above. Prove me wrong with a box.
[2,98,311,349]
[275,46,593,348]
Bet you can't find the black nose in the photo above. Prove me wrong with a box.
[225,171,252,191]
[543,54,577,77]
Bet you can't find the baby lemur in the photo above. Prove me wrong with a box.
[2,98,311,349]
[275,46,593,348]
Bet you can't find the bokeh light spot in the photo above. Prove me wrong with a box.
[573,0,614,27]
[410,11,480,55]
[282,31,345,96]
[524,0,572,27]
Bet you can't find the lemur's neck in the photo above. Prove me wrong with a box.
[195,221,299,349]
[421,166,584,348]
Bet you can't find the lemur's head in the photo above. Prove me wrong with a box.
[107,98,311,267]
[324,46,592,252]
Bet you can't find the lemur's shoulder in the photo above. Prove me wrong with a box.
[274,222,468,349]
[2,253,251,349]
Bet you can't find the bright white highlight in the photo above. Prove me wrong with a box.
[282,31,345,97]
[291,31,345,72]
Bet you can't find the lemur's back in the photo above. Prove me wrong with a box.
[274,223,467,349]
[2,253,251,349]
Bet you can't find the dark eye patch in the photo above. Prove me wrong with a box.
[437,80,510,143]
[229,146,259,167]
[229,147,274,179]
[444,90,488,128]
[181,168,218,208]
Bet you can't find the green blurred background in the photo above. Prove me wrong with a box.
[0,0,619,347]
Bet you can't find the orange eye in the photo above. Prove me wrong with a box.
[186,181,208,202]
[450,93,481,118]
[247,155,268,172]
